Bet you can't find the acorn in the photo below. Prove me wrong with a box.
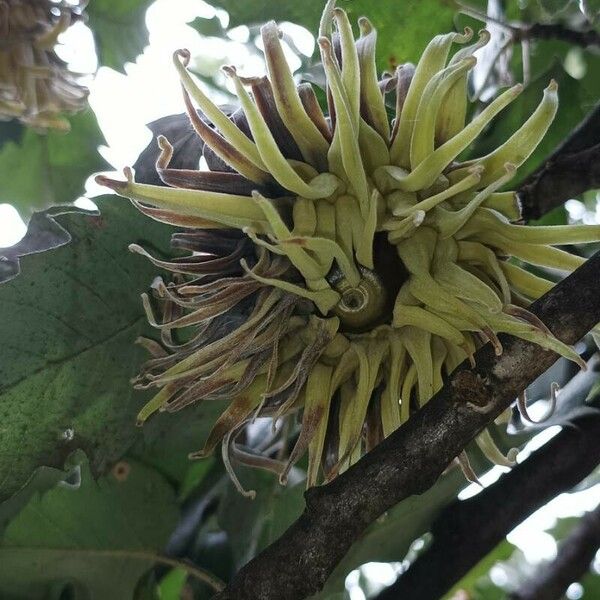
[98,0,600,494]
[0,0,88,130]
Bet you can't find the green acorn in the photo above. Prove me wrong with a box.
[98,0,600,495]
[0,0,88,130]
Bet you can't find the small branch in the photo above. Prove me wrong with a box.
[375,358,600,600]
[510,504,600,600]
[513,23,600,48]
[518,103,600,220]
[213,253,600,600]
[457,2,600,48]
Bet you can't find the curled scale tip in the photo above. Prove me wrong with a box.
[317,35,332,49]
[358,16,373,34]
[457,26,474,42]
[94,174,126,191]
[221,64,237,78]
[123,166,134,182]
[260,20,283,38]
[174,48,191,66]
[468,165,486,175]
[507,448,519,463]
[188,450,209,460]
[128,243,144,254]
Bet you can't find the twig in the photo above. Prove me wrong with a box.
[518,103,600,220]
[457,1,600,48]
[512,23,600,48]
[212,253,600,600]
[510,504,600,600]
[374,357,600,600]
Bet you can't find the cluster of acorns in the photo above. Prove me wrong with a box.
[0,0,88,130]
[98,0,600,495]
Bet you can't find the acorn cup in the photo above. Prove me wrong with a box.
[97,0,600,496]
[0,0,89,131]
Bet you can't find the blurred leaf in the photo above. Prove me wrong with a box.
[538,0,573,16]
[208,0,328,30]
[178,458,217,501]
[0,110,108,220]
[0,456,178,599]
[188,16,224,37]
[158,568,188,598]
[579,53,600,111]
[549,515,580,540]
[581,571,600,597]
[87,0,152,71]
[131,403,226,487]
[443,540,516,599]
[211,0,456,69]
[0,196,174,500]
[531,204,568,225]
[580,0,600,24]
[218,468,306,568]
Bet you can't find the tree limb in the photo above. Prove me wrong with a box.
[518,103,600,220]
[213,251,600,599]
[511,503,600,600]
[375,357,600,600]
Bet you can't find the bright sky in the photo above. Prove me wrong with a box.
[1,0,599,595]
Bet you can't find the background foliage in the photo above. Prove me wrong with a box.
[0,0,599,598]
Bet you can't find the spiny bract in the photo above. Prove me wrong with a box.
[0,0,88,130]
[98,0,600,495]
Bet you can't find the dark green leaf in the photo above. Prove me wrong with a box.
[537,0,573,17]
[0,196,173,500]
[0,205,85,284]
[0,456,179,599]
[208,0,325,30]
[188,16,224,37]
[0,464,68,534]
[210,0,456,70]
[218,467,305,568]
[131,404,226,488]
[0,110,108,220]
[86,0,152,71]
